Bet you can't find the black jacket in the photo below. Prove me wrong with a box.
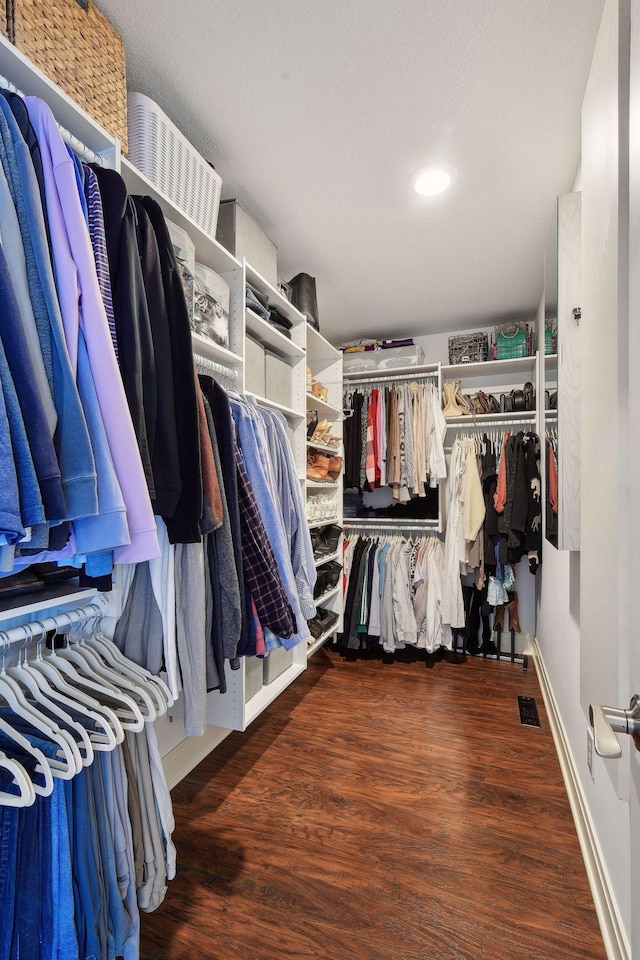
[139,196,202,544]
[91,167,156,500]
[132,199,182,520]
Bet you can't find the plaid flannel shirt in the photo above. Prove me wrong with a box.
[235,441,296,639]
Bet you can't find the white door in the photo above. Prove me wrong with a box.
[582,0,639,956]
[627,3,640,952]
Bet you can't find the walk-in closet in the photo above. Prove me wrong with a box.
[0,0,636,958]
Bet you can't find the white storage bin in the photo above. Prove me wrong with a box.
[128,92,223,237]
[263,645,294,685]
[342,352,378,374]
[376,344,425,369]
[244,656,263,702]
[245,337,266,396]
[194,262,229,348]
[217,200,278,287]
[167,219,195,323]
[265,352,291,408]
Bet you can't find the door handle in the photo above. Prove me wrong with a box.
[588,694,640,759]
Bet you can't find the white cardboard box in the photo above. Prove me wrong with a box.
[245,337,266,396]
[265,352,291,407]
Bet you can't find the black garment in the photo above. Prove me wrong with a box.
[199,375,250,657]
[3,91,51,253]
[132,199,181,520]
[139,196,202,543]
[202,392,241,666]
[339,538,369,651]
[481,444,499,568]
[343,390,364,489]
[91,167,156,500]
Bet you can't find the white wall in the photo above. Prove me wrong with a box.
[536,0,632,950]
[536,546,631,943]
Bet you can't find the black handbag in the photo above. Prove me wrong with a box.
[288,273,319,330]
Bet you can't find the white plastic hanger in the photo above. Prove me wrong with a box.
[47,631,145,733]
[26,621,122,748]
[77,614,168,716]
[83,612,172,712]
[0,751,35,807]
[0,712,54,797]
[6,625,94,767]
[0,629,81,778]
[53,616,155,725]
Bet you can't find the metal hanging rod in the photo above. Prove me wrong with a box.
[0,71,106,166]
[0,597,108,648]
[445,416,536,430]
[194,353,238,384]
[344,370,438,386]
[344,518,440,530]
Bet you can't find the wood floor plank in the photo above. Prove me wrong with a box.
[141,650,606,960]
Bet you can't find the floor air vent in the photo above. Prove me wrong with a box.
[518,696,541,727]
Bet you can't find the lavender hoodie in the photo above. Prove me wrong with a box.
[26,97,159,563]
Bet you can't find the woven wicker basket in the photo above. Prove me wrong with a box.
[8,0,127,151]
[0,6,7,37]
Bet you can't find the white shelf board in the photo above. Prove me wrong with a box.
[0,585,99,629]
[191,333,243,367]
[245,262,306,327]
[344,518,439,528]
[306,480,340,489]
[443,357,536,379]
[244,662,306,726]
[120,157,240,276]
[314,585,340,605]
[307,439,342,455]
[245,391,304,420]
[0,34,116,158]
[343,362,439,381]
[544,353,558,372]
[307,629,336,658]
[314,551,341,568]
[306,393,342,417]
[306,325,341,360]
[245,308,305,358]
[308,517,340,529]
[445,410,537,425]
[545,409,559,419]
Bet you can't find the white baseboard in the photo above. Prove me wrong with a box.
[533,641,630,960]
[162,725,231,791]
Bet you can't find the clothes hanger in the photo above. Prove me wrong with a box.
[0,629,80,778]
[61,616,158,722]
[45,618,145,733]
[0,704,54,798]
[7,634,94,768]
[0,750,35,807]
[85,615,173,713]
[25,621,122,749]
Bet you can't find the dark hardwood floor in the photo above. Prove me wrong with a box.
[141,648,606,960]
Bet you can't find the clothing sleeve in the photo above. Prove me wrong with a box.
[429,385,447,484]
[493,431,511,514]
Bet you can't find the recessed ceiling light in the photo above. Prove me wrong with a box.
[412,163,457,196]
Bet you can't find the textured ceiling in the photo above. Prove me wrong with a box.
[96,0,603,345]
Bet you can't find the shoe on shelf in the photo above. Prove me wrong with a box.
[326,456,343,481]
[307,410,319,439]
[307,452,332,481]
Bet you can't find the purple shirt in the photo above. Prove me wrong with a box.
[26,97,159,563]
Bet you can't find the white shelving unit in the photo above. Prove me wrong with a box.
[306,326,344,657]
[204,258,309,732]
[0,38,321,761]
[441,353,539,425]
